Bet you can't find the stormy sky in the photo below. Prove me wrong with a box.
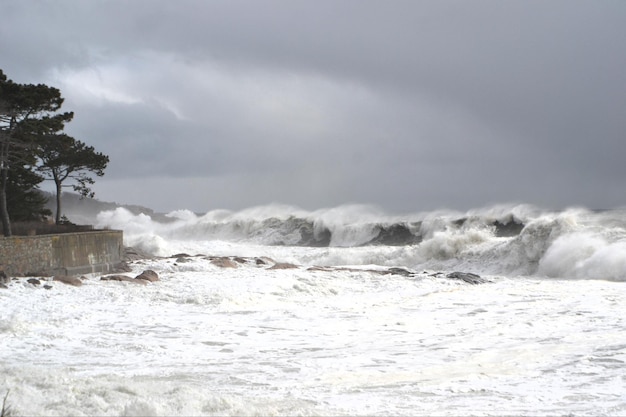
[2,1,625,213]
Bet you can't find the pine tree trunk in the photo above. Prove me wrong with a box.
[55,179,63,225]
[0,166,11,237]
[1,120,15,236]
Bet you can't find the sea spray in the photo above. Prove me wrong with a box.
[94,204,626,280]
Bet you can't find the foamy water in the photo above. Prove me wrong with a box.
[1,204,625,415]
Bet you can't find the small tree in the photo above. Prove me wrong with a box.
[36,133,109,224]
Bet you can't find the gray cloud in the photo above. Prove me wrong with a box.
[2,1,625,213]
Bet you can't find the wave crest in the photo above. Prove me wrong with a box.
[95,204,626,280]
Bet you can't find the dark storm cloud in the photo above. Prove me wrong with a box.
[1,1,625,212]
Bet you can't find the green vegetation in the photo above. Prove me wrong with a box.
[0,69,108,235]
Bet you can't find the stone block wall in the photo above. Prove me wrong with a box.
[0,230,123,276]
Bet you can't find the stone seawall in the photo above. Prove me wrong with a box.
[0,230,123,276]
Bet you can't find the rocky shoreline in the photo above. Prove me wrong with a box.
[0,246,489,290]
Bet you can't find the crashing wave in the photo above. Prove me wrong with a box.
[94,204,626,280]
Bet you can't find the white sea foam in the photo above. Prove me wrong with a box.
[1,254,624,416]
[5,203,623,414]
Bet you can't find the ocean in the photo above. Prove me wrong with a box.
[1,203,625,416]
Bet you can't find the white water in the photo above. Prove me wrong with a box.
[95,204,626,281]
[1,204,626,415]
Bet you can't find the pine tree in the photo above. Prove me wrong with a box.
[0,69,108,234]
[36,133,109,224]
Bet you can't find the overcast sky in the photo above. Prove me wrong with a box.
[2,1,625,213]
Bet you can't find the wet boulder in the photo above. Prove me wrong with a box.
[135,270,159,282]
[101,274,148,285]
[446,271,489,285]
[53,275,83,287]
[384,267,417,277]
[210,257,238,268]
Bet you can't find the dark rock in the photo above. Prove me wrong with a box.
[27,278,41,286]
[446,271,489,285]
[135,270,159,282]
[385,267,416,277]
[101,274,131,281]
[233,257,247,264]
[53,275,83,287]
[175,257,192,263]
[114,262,133,272]
[0,271,8,285]
[255,257,275,265]
[101,275,148,285]
[43,284,53,290]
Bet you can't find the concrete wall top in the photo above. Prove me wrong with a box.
[0,229,124,276]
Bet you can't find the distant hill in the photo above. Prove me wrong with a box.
[41,191,171,225]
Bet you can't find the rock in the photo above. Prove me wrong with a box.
[27,278,41,286]
[307,266,333,272]
[446,271,489,285]
[114,262,133,272]
[43,284,53,290]
[101,275,149,285]
[210,258,238,268]
[53,275,83,287]
[268,262,299,270]
[256,257,275,265]
[102,274,131,282]
[384,267,416,277]
[135,270,159,282]
[0,271,8,285]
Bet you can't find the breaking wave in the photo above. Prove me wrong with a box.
[95,203,626,281]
